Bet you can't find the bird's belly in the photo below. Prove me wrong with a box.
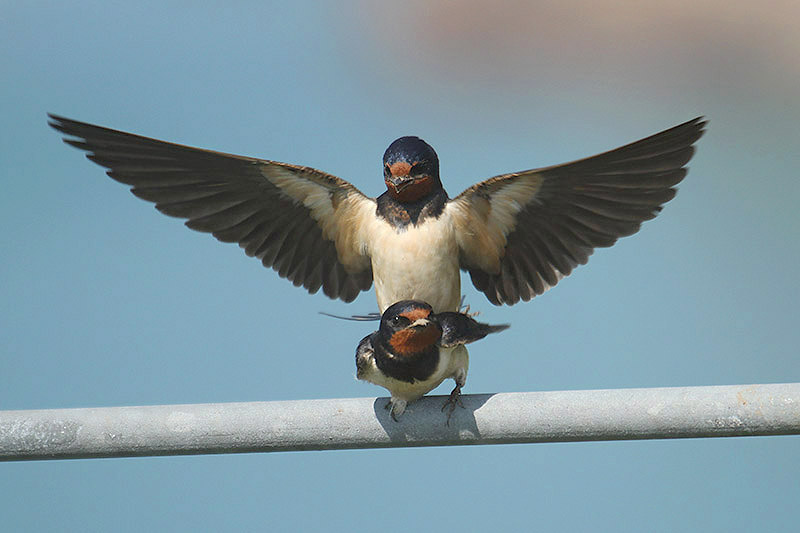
[365,346,466,402]
[369,216,460,313]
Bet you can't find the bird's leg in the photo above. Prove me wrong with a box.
[442,384,464,425]
[442,370,467,425]
[386,397,407,422]
[459,296,480,317]
[460,303,480,318]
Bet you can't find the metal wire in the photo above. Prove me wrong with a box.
[2,383,798,461]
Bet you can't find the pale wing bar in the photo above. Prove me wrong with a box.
[465,117,706,305]
[48,114,373,302]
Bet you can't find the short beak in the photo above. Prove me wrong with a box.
[387,174,413,192]
[409,318,432,329]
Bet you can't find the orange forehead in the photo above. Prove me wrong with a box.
[399,307,431,322]
[388,161,412,176]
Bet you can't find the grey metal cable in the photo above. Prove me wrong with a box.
[2,383,798,461]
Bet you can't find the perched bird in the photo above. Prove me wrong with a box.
[48,114,706,314]
[355,300,508,420]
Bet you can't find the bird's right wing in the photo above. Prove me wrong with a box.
[49,114,377,302]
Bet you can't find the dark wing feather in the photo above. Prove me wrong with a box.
[448,117,706,305]
[436,312,510,347]
[48,114,375,302]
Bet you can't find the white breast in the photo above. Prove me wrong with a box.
[357,344,469,403]
[367,211,461,313]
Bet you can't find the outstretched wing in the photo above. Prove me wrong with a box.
[49,114,376,302]
[447,117,706,305]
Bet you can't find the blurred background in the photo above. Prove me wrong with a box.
[2,1,798,530]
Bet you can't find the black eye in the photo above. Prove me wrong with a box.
[390,315,409,327]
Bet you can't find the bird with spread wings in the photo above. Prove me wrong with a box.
[49,115,705,313]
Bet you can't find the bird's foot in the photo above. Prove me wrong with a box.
[461,303,480,318]
[458,296,480,317]
[442,384,464,425]
[385,398,407,422]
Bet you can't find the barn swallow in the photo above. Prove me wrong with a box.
[355,300,508,421]
[47,114,705,315]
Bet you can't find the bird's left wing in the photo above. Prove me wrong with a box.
[446,117,706,305]
[48,114,376,302]
[437,312,510,347]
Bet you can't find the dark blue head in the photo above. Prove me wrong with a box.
[382,137,441,202]
[383,137,439,172]
[379,300,442,355]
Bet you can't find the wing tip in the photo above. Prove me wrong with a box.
[46,111,64,126]
[47,113,91,147]
[487,323,511,333]
[47,113,70,136]
[670,116,708,147]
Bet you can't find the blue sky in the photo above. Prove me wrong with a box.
[2,1,799,531]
